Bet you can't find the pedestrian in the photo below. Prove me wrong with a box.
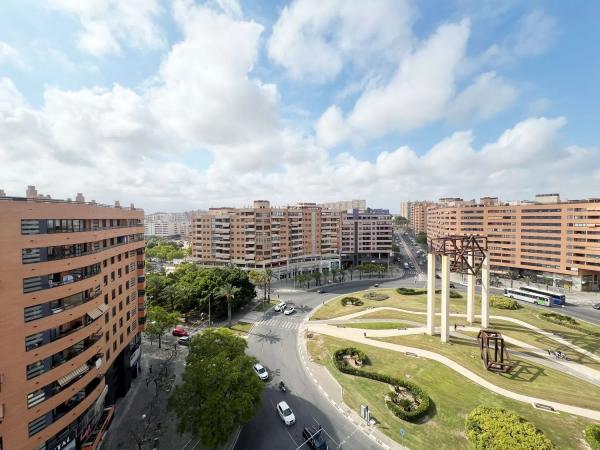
[547,349,551,356]
[454,323,457,331]
[149,365,153,374]
[364,332,366,337]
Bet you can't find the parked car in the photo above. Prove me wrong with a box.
[276,401,296,425]
[172,326,188,337]
[449,283,456,288]
[302,426,328,450]
[284,306,296,315]
[373,283,379,287]
[178,336,190,346]
[594,303,600,310]
[274,302,287,312]
[317,289,326,294]
[253,363,269,381]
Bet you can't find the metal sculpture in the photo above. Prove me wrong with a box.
[478,329,513,373]
[428,235,487,275]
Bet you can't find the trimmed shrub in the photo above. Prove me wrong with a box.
[541,312,578,326]
[585,424,600,450]
[396,288,426,295]
[449,290,463,299]
[489,296,521,310]
[341,296,364,307]
[333,348,431,422]
[363,291,389,301]
[465,406,554,449]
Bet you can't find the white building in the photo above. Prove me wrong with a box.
[144,212,192,238]
[318,199,366,211]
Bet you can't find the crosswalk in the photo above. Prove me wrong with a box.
[253,317,301,330]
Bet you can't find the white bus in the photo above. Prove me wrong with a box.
[504,288,553,307]
[519,287,566,306]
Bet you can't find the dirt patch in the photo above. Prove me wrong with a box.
[343,354,364,368]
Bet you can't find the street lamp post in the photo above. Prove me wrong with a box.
[208,292,212,327]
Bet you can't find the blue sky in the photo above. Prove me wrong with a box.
[0,0,598,212]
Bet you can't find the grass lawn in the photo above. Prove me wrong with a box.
[335,322,418,330]
[229,321,254,336]
[312,288,600,360]
[307,334,594,449]
[375,333,600,411]
[253,299,279,312]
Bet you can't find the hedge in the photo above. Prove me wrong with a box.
[585,424,600,450]
[465,406,554,449]
[341,296,364,307]
[450,290,463,299]
[333,348,431,422]
[397,288,426,295]
[540,312,578,326]
[489,296,521,310]
[363,291,390,301]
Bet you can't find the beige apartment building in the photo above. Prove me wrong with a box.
[318,199,366,211]
[341,209,393,266]
[409,201,433,234]
[192,201,342,275]
[0,187,145,450]
[192,201,393,274]
[427,194,600,291]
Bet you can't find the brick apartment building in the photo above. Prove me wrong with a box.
[408,201,434,234]
[341,209,393,266]
[427,194,600,291]
[192,201,392,275]
[0,187,146,450]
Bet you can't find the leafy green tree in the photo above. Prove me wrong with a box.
[394,216,408,226]
[169,329,263,450]
[296,273,306,288]
[416,232,427,245]
[322,267,329,284]
[145,306,179,348]
[249,270,266,299]
[264,268,274,301]
[218,283,240,328]
[339,269,346,282]
[508,270,520,288]
[146,242,187,261]
[313,271,322,286]
[331,268,338,283]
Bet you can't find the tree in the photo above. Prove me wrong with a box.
[508,270,519,288]
[312,271,322,286]
[322,267,329,284]
[218,283,240,328]
[174,284,197,322]
[416,232,427,245]
[169,329,264,450]
[249,270,266,300]
[296,273,306,288]
[394,216,408,227]
[264,268,274,302]
[145,306,179,349]
[331,268,339,283]
[339,269,346,282]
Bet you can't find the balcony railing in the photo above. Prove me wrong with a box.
[24,286,101,323]
[23,263,101,294]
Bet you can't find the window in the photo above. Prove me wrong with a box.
[113,324,117,334]
[112,289,116,300]
[103,275,108,286]
[119,318,123,328]
[104,313,109,324]
[103,259,107,268]
[118,285,122,295]
[112,306,116,317]
[106,349,110,360]
[28,415,48,437]
[105,331,109,342]
[104,294,108,305]
[118,268,122,278]
[113,341,117,351]
[120,334,123,344]
[111,271,115,281]
[119,301,123,311]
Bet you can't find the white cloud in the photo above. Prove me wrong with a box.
[446,72,517,122]
[513,9,557,57]
[316,19,470,147]
[268,0,415,82]
[0,41,28,69]
[47,0,164,56]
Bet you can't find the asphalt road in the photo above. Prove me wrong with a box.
[235,283,387,450]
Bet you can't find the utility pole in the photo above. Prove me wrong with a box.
[208,292,212,327]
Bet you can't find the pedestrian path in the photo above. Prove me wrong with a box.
[305,323,600,421]
[254,317,301,330]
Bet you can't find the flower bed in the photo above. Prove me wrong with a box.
[333,348,431,422]
[489,296,521,310]
[363,291,389,301]
[396,288,426,295]
[585,424,600,450]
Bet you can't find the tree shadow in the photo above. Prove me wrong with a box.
[252,329,282,344]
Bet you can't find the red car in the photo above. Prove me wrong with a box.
[172,326,188,337]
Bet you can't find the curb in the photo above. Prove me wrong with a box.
[296,298,399,450]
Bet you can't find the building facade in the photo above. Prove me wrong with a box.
[144,212,192,239]
[192,201,342,275]
[0,187,146,450]
[399,201,410,220]
[409,201,433,235]
[341,209,393,266]
[318,199,366,211]
[427,195,600,291]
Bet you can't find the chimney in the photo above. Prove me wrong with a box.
[26,185,38,199]
[76,193,85,202]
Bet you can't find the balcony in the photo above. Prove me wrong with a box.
[23,263,101,293]
[24,286,101,323]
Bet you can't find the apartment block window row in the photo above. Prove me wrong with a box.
[24,285,101,323]
[20,218,141,235]
[23,263,101,293]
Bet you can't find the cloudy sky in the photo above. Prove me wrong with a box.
[0,0,599,213]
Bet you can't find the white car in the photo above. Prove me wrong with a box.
[277,401,296,426]
[253,363,269,381]
[274,302,287,312]
[283,306,296,315]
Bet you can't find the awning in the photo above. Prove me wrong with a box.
[57,363,90,387]
[86,303,108,321]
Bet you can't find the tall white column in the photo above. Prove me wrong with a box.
[467,254,475,324]
[441,254,450,343]
[481,251,490,328]
[426,253,436,336]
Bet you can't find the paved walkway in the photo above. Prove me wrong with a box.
[305,322,600,421]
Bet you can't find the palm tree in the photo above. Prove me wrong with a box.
[339,269,346,282]
[322,268,329,284]
[264,268,274,302]
[348,267,354,280]
[313,271,322,286]
[508,270,519,288]
[331,268,339,283]
[218,283,240,328]
[296,273,307,288]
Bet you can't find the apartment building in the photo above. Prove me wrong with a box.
[409,201,433,234]
[399,201,410,220]
[192,201,341,274]
[427,194,600,291]
[0,187,145,450]
[341,209,393,266]
[318,199,366,211]
[144,212,192,239]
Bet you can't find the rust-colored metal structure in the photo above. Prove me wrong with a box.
[478,329,513,373]
[428,235,488,275]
